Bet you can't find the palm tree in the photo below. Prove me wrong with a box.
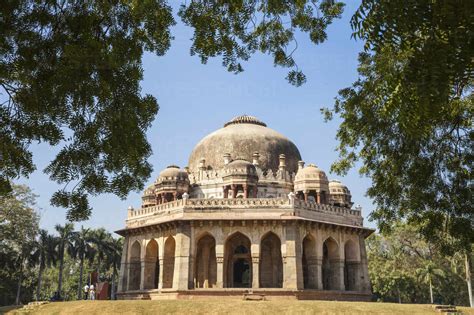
[55,223,74,299]
[14,241,36,305]
[416,261,445,304]
[32,230,59,301]
[104,237,123,300]
[68,227,95,300]
[90,228,110,281]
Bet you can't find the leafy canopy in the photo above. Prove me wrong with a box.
[1,0,343,221]
[325,0,474,252]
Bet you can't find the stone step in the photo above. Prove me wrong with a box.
[433,305,459,314]
[243,293,265,301]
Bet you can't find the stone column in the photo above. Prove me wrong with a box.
[303,192,308,202]
[223,186,229,198]
[358,235,372,292]
[283,224,303,289]
[216,256,224,288]
[306,256,319,289]
[173,224,191,290]
[243,185,248,199]
[158,258,164,289]
[316,192,321,204]
[231,184,237,198]
[117,236,129,292]
[315,258,323,289]
[252,256,260,289]
[331,259,345,290]
[139,259,146,290]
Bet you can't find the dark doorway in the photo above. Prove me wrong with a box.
[233,258,250,288]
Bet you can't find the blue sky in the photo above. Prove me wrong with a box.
[19,1,376,233]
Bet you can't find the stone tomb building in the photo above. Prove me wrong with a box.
[116,115,373,300]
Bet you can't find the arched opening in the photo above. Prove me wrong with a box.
[302,234,318,289]
[194,234,217,288]
[344,240,360,291]
[224,232,252,288]
[259,232,283,288]
[322,237,339,290]
[144,239,159,289]
[163,236,175,288]
[129,241,141,290]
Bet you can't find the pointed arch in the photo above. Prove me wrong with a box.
[162,236,175,288]
[128,240,141,290]
[194,233,217,288]
[259,232,283,288]
[302,234,318,289]
[224,232,252,288]
[144,239,159,289]
[322,236,340,290]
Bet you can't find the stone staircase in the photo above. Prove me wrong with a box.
[433,305,461,314]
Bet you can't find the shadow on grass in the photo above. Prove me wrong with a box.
[0,305,22,315]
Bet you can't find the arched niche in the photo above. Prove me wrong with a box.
[259,232,283,288]
[194,234,217,288]
[224,232,252,288]
[162,236,175,289]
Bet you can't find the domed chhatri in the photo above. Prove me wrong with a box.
[116,115,373,301]
[188,115,302,174]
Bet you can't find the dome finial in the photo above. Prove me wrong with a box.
[224,115,267,127]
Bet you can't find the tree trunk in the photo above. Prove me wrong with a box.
[15,262,23,305]
[36,263,44,301]
[111,266,117,300]
[57,244,65,299]
[429,277,434,304]
[77,254,84,300]
[397,286,401,304]
[466,252,473,308]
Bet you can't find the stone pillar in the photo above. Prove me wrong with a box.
[139,260,146,290]
[173,192,177,201]
[216,256,224,288]
[283,224,303,289]
[331,259,345,290]
[358,235,372,292]
[173,224,191,290]
[223,186,229,199]
[158,258,164,289]
[306,256,319,289]
[316,192,321,204]
[243,185,248,199]
[252,256,260,288]
[303,192,308,202]
[251,242,260,289]
[316,258,323,289]
[253,186,258,198]
[231,184,237,198]
[118,236,129,292]
[161,194,166,204]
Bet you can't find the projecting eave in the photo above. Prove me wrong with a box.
[115,217,374,238]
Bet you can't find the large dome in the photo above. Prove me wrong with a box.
[188,115,302,174]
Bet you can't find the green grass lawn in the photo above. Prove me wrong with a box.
[2,300,473,315]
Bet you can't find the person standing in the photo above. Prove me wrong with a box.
[89,284,95,300]
[83,284,89,300]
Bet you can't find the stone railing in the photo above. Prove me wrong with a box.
[128,198,361,220]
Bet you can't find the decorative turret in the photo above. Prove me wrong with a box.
[155,165,190,204]
[222,158,259,198]
[294,163,330,204]
[141,184,156,208]
[329,180,353,208]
